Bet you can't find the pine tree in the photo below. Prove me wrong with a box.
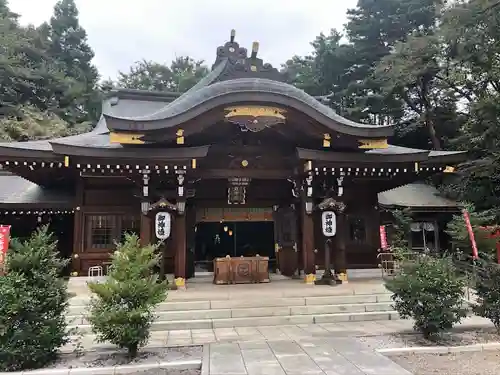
[87,234,168,358]
[0,226,70,371]
[47,0,99,123]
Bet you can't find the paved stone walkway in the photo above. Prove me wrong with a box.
[67,316,492,351]
[208,337,412,375]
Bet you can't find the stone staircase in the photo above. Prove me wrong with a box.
[67,290,397,333]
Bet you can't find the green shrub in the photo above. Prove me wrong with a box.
[473,263,500,333]
[0,226,70,371]
[87,234,168,358]
[386,256,467,340]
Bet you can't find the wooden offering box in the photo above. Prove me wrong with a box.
[213,256,270,284]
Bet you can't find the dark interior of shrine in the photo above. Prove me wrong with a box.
[194,221,275,272]
[1,214,74,276]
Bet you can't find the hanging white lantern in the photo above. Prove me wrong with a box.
[321,211,336,237]
[155,212,171,240]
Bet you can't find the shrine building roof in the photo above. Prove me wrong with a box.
[0,171,73,210]
[0,30,467,170]
[378,182,460,212]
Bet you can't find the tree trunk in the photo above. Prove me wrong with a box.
[128,343,139,359]
[426,116,441,151]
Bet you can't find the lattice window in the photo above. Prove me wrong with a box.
[86,215,115,249]
[85,214,141,250]
[121,215,140,240]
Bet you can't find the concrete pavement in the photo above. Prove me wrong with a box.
[207,337,413,375]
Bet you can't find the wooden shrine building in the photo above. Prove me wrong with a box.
[0,31,466,285]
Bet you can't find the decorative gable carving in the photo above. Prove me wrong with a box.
[212,30,286,82]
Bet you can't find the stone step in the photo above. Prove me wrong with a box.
[67,293,393,316]
[68,310,400,333]
[67,301,394,325]
[68,282,390,304]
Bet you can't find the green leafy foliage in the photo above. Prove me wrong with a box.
[0,105,90,141]
[87,234,168,358]
[386,256,467,339]
[0,225,70,371]
[386,209,413,261]
[473,263,500,333]
[445,203,498,261]
[114,57,209,92]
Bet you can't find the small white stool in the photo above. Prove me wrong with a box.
[88,266,103,280]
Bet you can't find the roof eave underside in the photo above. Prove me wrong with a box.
[0,173,74,209]
[297,147,468,164]
[103,77,395,138]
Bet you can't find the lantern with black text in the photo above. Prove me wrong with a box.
[155,212,171,240]
[321,211,336,237]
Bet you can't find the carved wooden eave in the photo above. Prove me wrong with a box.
[148,197,177,213]
[317,197,347,213]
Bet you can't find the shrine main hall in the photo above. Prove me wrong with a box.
[0,31,465,286]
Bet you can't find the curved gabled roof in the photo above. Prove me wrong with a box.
[104,78,394,138]
[102,31,395,138]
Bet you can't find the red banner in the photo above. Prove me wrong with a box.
[463,210,479,259]
[379,225,388,250]
[0,225,11,274]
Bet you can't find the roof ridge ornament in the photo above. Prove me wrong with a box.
[211,31,285,82]
[213,29,248,68]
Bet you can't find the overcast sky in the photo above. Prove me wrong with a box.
[8,0,358,80]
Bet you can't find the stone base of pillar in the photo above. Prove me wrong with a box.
[304,273,316,284]
[337,272,348,284]
[174,277,186,289]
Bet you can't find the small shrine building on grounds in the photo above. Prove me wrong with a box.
[0,31,466,285]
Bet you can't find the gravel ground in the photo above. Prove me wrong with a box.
[389,351,500,375]
[115,369,200,375]
[359,328,500,350]
[46,346,202,370]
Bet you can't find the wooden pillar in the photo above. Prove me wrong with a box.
[301,199,315,283]
[139,214,152,246]
[334,212,348,281]
[173,213,187,287]
[174,170,187,288]
[71,177,84,275]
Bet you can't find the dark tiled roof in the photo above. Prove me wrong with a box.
[104,78,394,138]
[378,182,459,210]
[0,172,73,208]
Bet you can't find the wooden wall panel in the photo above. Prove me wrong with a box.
[84,189,137,207]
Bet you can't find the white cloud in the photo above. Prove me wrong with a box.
[8,0,357,80]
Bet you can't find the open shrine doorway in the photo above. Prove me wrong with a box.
[193,221,275,273]
[193,207,276,275]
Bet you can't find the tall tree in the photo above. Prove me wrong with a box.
[282,30,360,118]
[439,0,500,216]
[373,34,461,150]
[344,0,446,130]
[46,0,99,123]
[0,1,87,140]
[115,57,209,92]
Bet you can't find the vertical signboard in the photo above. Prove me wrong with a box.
[0,225,11,275]
[379,225,388,250]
